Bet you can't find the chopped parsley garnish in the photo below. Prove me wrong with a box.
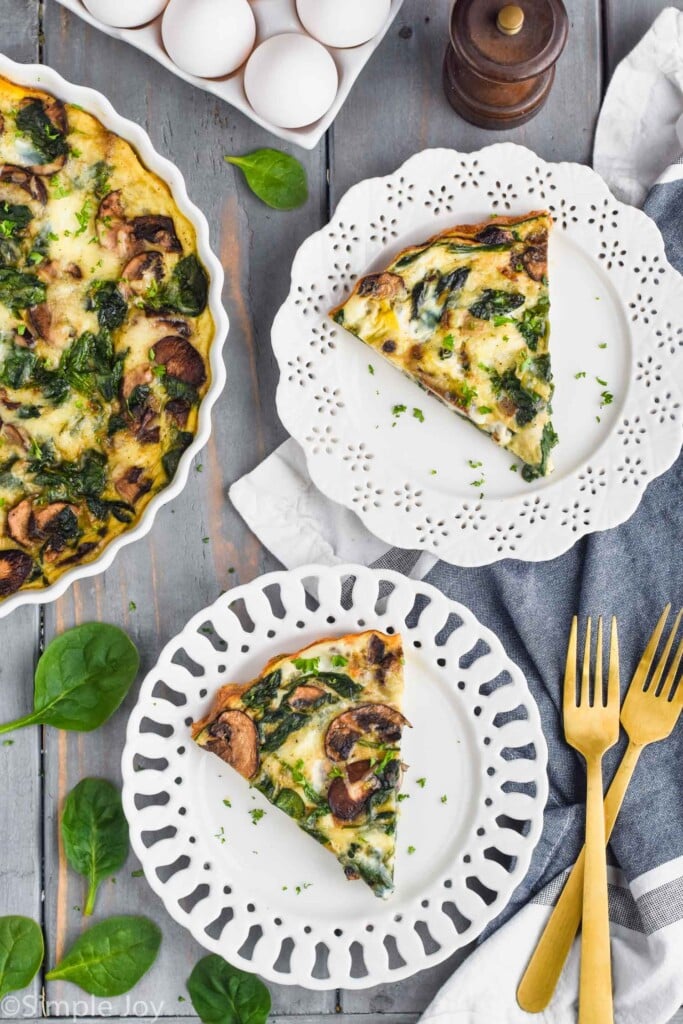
[467,459,482,469]
[600,390,613,407]
[416,777,427,788]
[412,407,424,423]
[407,845,416,855]
[477,405,492,414]
[397,793,410,802]
[214,827,226,844]
[128,601,136,612]
[510,464,518,472]
[392,403,407,417]
[330,654,348,667]
[222,798,232,808]
[440,794,448,804]
[574,371,587,379]
[441,333,455,351]
[249,808,265,825]
[596,376,608,386]
[368,364,375,375]
[292,656,320,673]
[74,198,92,236]
[598,342,607,349]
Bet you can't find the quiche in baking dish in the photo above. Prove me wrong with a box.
[192,630,409,898]
[330,212,557,481]
[0,74,213,599]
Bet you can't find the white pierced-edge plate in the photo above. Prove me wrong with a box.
[53,0,404,151]
[272,145,683,566]
[0,53,228,618]
[121,564,548,990]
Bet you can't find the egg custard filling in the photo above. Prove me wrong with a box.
[192,630,409,899]
[0,74,214,599]
[330,212,557,480]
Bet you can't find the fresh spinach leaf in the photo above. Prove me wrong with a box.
[522,421,559,482]
[241,670,281,710]
[0,268,46,311]
[469,289,525,320]
[297,671,362,699]
[46,916,160,996]
[16,100,68,164]
[0,916,44,998]
[0,201,32,237]
[225,149,307,211]
[158,255,209,318]
[0,623,139,735]
[274,788,305,820]
[187,954,271,1024]
[61,778,130,916]
[88,280,127,330]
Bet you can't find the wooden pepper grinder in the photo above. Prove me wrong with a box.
[443,0,568,129]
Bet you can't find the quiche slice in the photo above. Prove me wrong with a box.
[330,212,557,480]
[192,630,409,898]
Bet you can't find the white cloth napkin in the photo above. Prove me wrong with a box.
[230,9,683,1021]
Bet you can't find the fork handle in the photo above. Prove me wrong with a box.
[517,741,641,1012]
[579,754,614,1024]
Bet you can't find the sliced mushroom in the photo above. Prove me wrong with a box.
[357,272,405,301]
[475,224,514,245]
[204,709,259,779]
[96,190,136,259]
[121,364,153,401]
[0,389,21,411]
[165,397,190,427]
[120,251,164,299]
[325,703,409,762]
[145,314,191,338]
[131,215,182,253]
[114,466,152,504]
[519,244,547,282]
[8,500,78,552]
[0,549,34,597]
[134,407,160,445]
[366,632,399,685]
[328,759,381,821]
[0,164,47,205]
[288,684,326,710]
[7,499,33,547]
[1,422,29,450]
[152,336,206,387]
[27,304,73,347]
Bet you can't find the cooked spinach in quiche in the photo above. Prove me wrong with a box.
[0,74,214,598]
[330,212,557,480]
[192,631,409,898]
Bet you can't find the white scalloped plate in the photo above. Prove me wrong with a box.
[121,564,548,990]
[272,145,683,566]
[0,54,229,618]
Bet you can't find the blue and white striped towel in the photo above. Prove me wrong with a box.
[231,9,683,1021]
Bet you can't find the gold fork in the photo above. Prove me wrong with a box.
[563,617,620,1024]
[517,605,683,1013]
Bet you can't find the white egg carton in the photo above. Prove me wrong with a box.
[52,0,405,149]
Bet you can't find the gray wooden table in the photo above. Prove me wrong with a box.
[1,1,680,1022]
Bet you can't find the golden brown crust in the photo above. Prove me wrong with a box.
[329,211,550,319]
[191,629,401,738]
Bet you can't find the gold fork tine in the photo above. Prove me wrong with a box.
[581,617,592,706]
[650,609,682,694]
[665,635,683,704]
[632,603,671,691]
[607,617,619,710]
[564,616,578,717]
[595,617,604,705]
